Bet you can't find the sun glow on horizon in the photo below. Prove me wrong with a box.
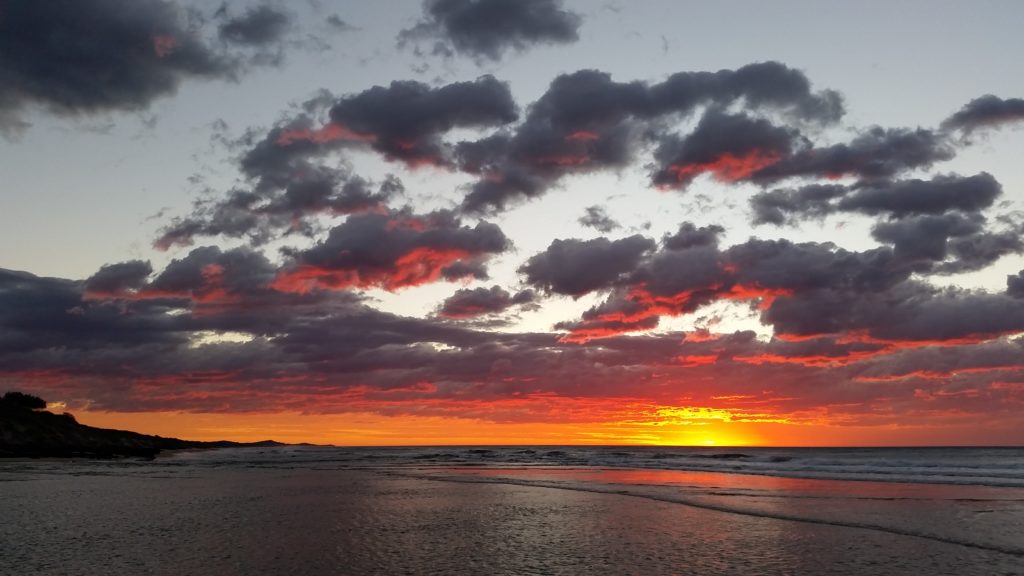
[61,406,1024,447]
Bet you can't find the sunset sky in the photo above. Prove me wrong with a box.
[2,0,1024,446]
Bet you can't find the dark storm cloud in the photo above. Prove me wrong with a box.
[158,88,418,250]
[651,110,803,189]
[531,230,948,342]
[554,306,661,341]
[438,285,534,318]
[634,245,725,302]
[322,75,518,167]
[83,261,154,297]
[865,210,1024,275]
[838,173,1002,217]
[750,173,1003,225]
[0,0,247,129]
[578,205,621,232]
[3,256,1022,421]
[748,126,955,183]
[741,335,890,367]
[937,227,1024,274]
[849,286,1024,344]
[555,287,656,339]
[155,171,401,249]
[724,239,910,296]
[459,62,843,213]
[0,268,187,360]
[238,115,346,188]
[145,246,278,300]
[0,264,481,395]
[849,336,1024,381]
[1008,271,1024,298]
[647,60,844,124]
[218,5,291,46]
[398,0,582,61]
[246,75,517,178]
[871,213,984,264]
[519,235,656,297]
[439,259,491,282]
[273,209,510,293]
[728,241,1024,343]
[9,61,1020,422]
[750,184,847,225]
[942,95,1024,134]
[557,236,928,341]
[662,222,725,250]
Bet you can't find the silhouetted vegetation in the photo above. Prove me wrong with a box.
[0,390,283,458]
[1,391,47,411]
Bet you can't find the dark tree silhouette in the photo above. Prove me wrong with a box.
[1,391,47,410]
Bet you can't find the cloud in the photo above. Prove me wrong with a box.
[4,258,1023,427]
[555,307,661,341]
[871,213,984,263]
[662,222,725,250]
[942,95,1024,134]
[0,0,277,130]
[156,172,402,249]
[398,0,582,61]
[83,261,153,298]
[937,225,1024,274]
[751,173,1002,225]
[8,57,1024,433]
[520,235,655,297]
[870,212,1023,274]
[547,226,1024,347]
[144,246,278,302]
[218,6,291,46]
[458,62,843,213]
[0,268,188,363]
[848,337,1024,381]
[1009,271,1024,299]
[578,205,621,232]
[651,109,801,189]
[437,285,534,318]
[325,15,354,32]
[276,75,518,169]
[750,184,847,225]
[272,209,510,293]
[838,173,1001,217]
[750,126,954,184]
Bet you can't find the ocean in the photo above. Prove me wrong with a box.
[2,446,1023,575]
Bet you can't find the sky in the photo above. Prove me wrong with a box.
[2,0,1024,446]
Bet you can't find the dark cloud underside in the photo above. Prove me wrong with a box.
[219,6,291,46]
[0,0,241,128]
[399,0,582,61]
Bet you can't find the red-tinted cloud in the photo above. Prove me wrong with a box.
[272,210,509,293]
[275,122,377,146]
[661,150,784,187]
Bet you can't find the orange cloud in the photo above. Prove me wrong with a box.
[272,247,474,293]
[275,123,377,146]
[665,149,783,184]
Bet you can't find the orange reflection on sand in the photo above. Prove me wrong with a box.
[445,466,1018,502]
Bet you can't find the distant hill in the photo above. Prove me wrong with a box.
[0,391,285,458]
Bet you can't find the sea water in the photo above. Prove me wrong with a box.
[2,446,1022,575]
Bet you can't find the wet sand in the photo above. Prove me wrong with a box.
[3,466,1022,575]
[417,466,1024,555]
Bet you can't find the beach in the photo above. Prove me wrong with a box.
[2,447,1023,575]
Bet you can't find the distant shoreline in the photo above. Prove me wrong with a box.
[0,401,285,459]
